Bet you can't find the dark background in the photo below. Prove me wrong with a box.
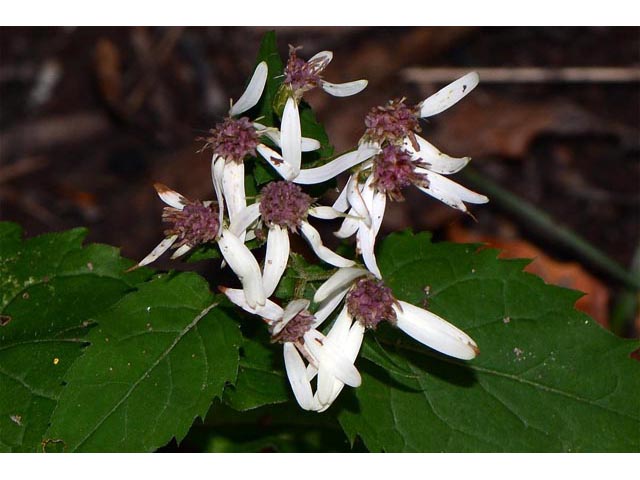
[1,26,638,336]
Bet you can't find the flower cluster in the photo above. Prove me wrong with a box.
[136,45,487,412]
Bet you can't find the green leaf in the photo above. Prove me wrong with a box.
[299,104,334,160]
[221,253,336,414]
[170,401,359,452]
[223,331,289,411]
[184,243,221,263]
[252,30,284,127]
[338,232,640,452]
[0,223,150,452]
[45,273,242,452]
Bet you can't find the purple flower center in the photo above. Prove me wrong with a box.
[364,99,421,145]
[347,278,397,330]
[372,145,428,201]
[163,201,220,248]
[271,309,315,344]
[200,116,259,163]
[284,46,324,95]
[259,181,312,231]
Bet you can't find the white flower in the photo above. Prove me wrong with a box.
[203,61,321,235]
[292,72,489,276]
[133,183,266,309]
[221,291,362,412]
[283,48,368,100]
[276,48,369,181]
[229,180,354,298]
[308,268,479,404]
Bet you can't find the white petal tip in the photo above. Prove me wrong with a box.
[229,61,268,116]
[321,79,368,97]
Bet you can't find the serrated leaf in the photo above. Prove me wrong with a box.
[223,332,289,411]
[338,232,640,452]
[45,273,242,452]
[0,223,150,452]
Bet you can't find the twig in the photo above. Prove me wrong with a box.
[0,156,48,184]
[126,27,185,114]
[461,167,640,290]
[0,186,59,227]
[0,111,110,162]
[403,67,640,84]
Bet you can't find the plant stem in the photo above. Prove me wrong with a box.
[461,167,640,291]
[610,241,640,335]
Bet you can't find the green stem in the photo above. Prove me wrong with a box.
[461,167,640,291]
[610,241,640,335]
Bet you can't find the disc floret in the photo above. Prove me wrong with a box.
[363,98,421,146]
[259,181,313,231]
[372,145,428,201]
[346,277,398,330]
[163,201,220,248]
[283,45,325,96]
[200,116,260,164]
[271,309,316,344]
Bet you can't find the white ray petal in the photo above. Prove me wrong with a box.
[346,320,366,361]
[355,181,385,278]
[256,144,297,181]
[221,287,283,322]
[308,206,346,220]
[222,161,247,224]
[370,189,387,236]
[218,229,265,308]
[416,170,489,212]
[281,97,301,174]
[418,71,479,118]
[320,79,368,97]
[405,135,471,175]
[316,398,332,413]
[314,267,368,303]
[394,301,479,360]
[346,174,371,227]
[306,363,318,382]
[229,202,261,237]
[335,173,375,238]
[357,225,381,278]
[326,305,353,343]
[255,125,321,153]
[154,183,187,210]
[300,137,322,152]
[332,180,350,212]
[137,235,178,267]
[300,221,355,268]
[263,225,290,298]
[283,343,315,411]
[170,243,192,259]
[211,155,226,227]
[303,330,361,387]
[308,50,333,70]
[312,287,349,328]
[334,208,360,239]
[281,299,311,326]
[317,320,366,410]
[294,146,378,185]
[317,360,335,405]
[229,61,268,116]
